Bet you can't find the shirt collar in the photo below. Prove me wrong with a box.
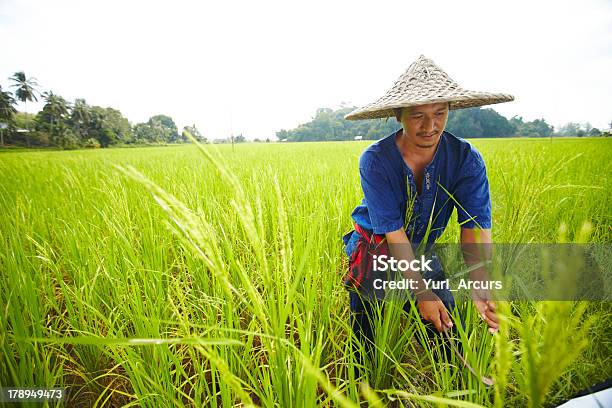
[387,128,446,171]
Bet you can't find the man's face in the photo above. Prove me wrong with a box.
[399,102,449,149]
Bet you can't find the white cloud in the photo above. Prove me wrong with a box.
[1,0,611,138]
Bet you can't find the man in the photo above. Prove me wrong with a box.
[342,55,514,371]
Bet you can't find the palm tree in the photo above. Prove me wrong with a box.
[39,91,70,144]
[71,98,91,139]
[41,92,69,120]
[0,86,17,146]
[10,71,39,147]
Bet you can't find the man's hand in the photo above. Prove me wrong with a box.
[417,291,453,332]
[384,228,454,333]
[473,296,499,333]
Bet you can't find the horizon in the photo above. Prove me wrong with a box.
[6,102,607,141]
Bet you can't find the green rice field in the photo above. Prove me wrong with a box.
[1,137,611,407]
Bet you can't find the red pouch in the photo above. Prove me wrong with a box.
[343,223,390,293]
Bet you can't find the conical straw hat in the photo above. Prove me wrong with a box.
[345,55,514,120]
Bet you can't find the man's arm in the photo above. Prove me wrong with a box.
[460,227,499,332]
[386,228,453,332]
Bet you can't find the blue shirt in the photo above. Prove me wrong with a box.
[343,129,492,257]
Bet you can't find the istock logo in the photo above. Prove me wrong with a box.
[372,254,433,272]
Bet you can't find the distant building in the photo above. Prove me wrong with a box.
[354,135,363,141]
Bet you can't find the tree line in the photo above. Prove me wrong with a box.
[2,72,609,149]
[276,106,609,142]
[0,72,206,148]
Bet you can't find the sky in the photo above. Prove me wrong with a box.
[1,0,611,139]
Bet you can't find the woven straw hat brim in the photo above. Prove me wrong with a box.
[344,55,514,121]
[345,91,514,120]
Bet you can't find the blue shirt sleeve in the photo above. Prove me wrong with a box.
[453,149,492,229]
[359,158,405,235]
